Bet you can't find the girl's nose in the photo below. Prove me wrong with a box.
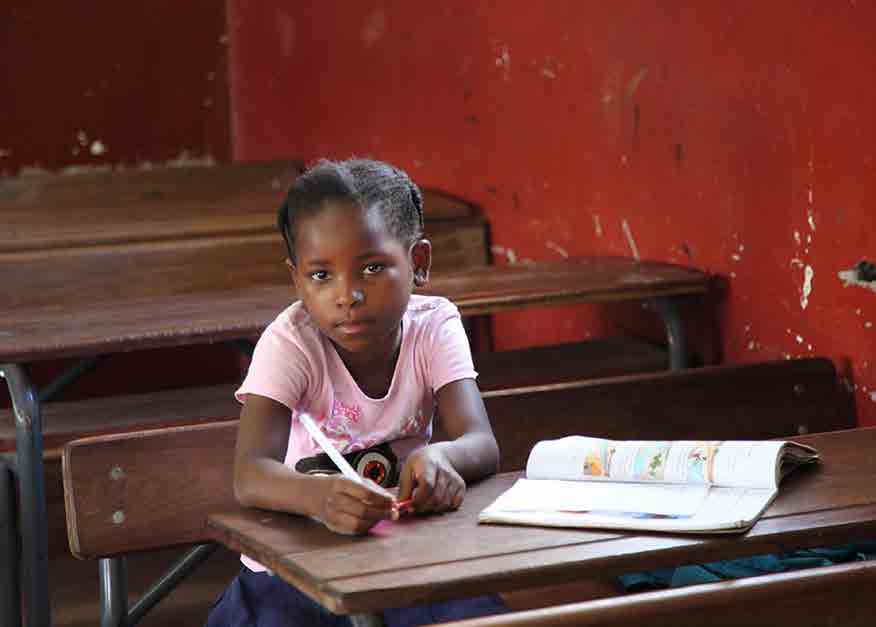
[336,285,365,307]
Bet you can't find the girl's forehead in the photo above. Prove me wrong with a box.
[295,201,403,259]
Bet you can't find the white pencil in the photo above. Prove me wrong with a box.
[298,412,363,484]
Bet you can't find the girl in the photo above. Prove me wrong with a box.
[206,158,507,626]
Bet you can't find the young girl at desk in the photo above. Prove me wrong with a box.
[207,158,507,626]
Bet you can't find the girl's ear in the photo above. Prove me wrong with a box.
[410,239,432,287]
[284,258,299,289]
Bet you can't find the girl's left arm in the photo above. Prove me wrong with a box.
[397,378,500,512]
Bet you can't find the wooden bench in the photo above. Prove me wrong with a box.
[0,159,489,271]
[58,358,852,624]
[438,559,876,627]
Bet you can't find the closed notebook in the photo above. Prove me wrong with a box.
[478,436,818,534]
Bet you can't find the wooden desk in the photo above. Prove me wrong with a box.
[206,428,876,623]
[1,258,708,364]
[0,257,707,626]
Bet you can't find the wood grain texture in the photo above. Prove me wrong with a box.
[474,338,668,391]
[0,161,303,252]
[464,358,852,472]
[0,340,667,454]
[0,384,240,454]
[62,420,240,559]
[205,428,876,614]
[1,258,708,363]
[0,158,482,253]
[439,559,876,626]
[207,428,876,615]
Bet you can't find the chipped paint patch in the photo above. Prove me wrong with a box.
[0,149,10,158]
[89,140,107,156]
[593,214,603,237]
[800,265,814,309]
[793,230,802,245]
[626,67,648,99]
[494,43,511,82]
[838,270,876,293]
[621,219,640,261]
[490,245,518,265]
[807,209,816,231]
[545,241,569,258]
[870,391,876,403]
[361,9,386,47]
[539,56,561,79]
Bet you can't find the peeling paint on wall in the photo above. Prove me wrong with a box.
[621,219,640,261]
[545,241,569,258]
[626,67,648,99]
[493,43,511,82]
[838,260,876,293]
[361,8,385,47]
[800,264,814,309]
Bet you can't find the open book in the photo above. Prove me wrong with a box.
[479,436,819,534]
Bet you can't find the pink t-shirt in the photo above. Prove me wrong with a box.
[235,294,477,571]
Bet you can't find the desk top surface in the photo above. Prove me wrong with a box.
[1,258,709,363]
[207,427,876,615]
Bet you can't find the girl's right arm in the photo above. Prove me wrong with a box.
[233,393,396,534]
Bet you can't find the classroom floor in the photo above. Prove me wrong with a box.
[50,545,240,627]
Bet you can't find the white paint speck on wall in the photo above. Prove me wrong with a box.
[800,265,814,310]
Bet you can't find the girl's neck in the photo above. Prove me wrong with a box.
[332,324,402,399]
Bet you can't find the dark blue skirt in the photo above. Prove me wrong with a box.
[620,541,876,591]
[206,566,508,627]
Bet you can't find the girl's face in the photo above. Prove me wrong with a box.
[289,200,431,360]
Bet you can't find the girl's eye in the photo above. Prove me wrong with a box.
[309,270,330,282]
[363,263,385,276]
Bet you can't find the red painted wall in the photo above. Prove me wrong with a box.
[1,2,237,400]
[228,1,875,424]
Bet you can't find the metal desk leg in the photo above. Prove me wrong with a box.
[650,297,689,370]
[350,614,385,627]
[1,364,51,627]
[99,557,127,627]
[1,458,22,626]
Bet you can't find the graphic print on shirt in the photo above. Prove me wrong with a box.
[294,442,400,487]
[318,398,363,450]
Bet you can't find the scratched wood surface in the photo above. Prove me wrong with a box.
[58,359,839,558]
[1,257,709,363]
[0,160,481,252]
[440,559,876,626]
[206,427,876,614]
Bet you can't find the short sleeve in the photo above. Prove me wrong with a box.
[425,307,478,392]
[235,319,310,411]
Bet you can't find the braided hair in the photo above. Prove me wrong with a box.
[277,158,424,261]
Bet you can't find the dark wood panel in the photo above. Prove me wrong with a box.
[0,384,241,454]
[455,358,852,473]
[62,420,240,559]
[1,258,708,363]
[0,159,482,252]
[437,560,876,627]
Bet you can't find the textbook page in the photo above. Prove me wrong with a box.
[478,435,817,533]
[478,482,777,533]
[525,436,789,489]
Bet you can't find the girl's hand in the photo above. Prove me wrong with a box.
[316,475,396,535]
[397,445,466,514]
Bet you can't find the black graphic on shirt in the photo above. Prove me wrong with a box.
[294,442,400,488]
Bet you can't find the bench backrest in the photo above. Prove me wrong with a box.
[62,358,850,559]
[449,357,852,472]
[2,195,487,310]
[440,559,876,627]
[62,420,240,559]
[0,160,482,251]
[2,160,489,309]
